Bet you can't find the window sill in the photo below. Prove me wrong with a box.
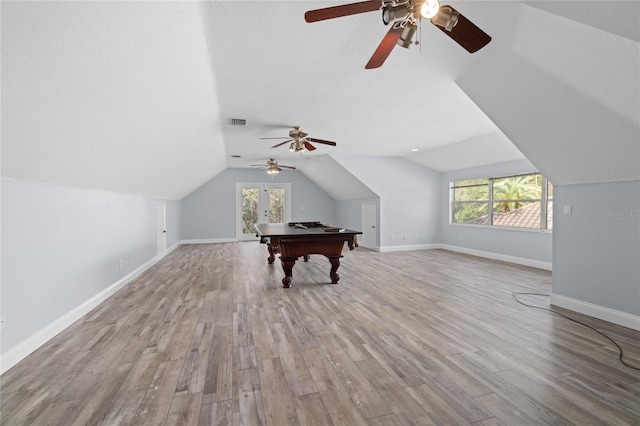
[449,223,552,234]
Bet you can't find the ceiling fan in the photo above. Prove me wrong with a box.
[260,126,337,153]
[251,158,296,175]
[304,0,491,69]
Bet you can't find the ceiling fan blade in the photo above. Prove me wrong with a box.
[271,140,293,148]
[260,137,290,140]
[280,165,296,170]
[305,0,380,23]
[432,6,491,53]
[251,165,268,168]
[365,24,404,69]
[307,137,337,146]
[303,141,317,151]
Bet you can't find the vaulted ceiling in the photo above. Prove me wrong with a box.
[2,1,638,200]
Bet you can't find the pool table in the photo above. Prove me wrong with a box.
[255,221,362,288]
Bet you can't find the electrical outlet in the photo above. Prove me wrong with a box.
[119,259,123,268]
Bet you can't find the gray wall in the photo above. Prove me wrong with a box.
[335,197,379,231]
[333,155,441,248]
[336,197,380,247]
[553,180,640,316]
[181,168,337,240]
[440,159,553,266]
[1,178,181,362]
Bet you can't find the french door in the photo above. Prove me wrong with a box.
[236,182,291,241]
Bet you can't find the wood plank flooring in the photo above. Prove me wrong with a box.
[2,242,639,425]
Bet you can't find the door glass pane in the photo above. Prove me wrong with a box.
[268,188,285,223]
[242,188,259,235]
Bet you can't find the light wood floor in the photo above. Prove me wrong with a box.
[2,242,639,425]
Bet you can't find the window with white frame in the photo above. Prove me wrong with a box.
[450,173,553,230]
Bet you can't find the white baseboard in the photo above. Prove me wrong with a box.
[180,238,237,245]
[0,256,160,374]
[550,294,640,331]
[165,242,180,256]
[376,243,552,270]
[437,244,552,271]
[378,243,440,253]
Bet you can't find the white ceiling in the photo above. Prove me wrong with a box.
[2,1,638,199]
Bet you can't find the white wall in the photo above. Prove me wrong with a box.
[0,178,181,372]
[181,168,337,240]
[552,180,640,329]
[333,155,441,250]
[440,160,553,269]
[456,3,640,186]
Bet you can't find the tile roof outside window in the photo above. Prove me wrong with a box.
[468,202,553,229]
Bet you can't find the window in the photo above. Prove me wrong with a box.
[450,173,553,230]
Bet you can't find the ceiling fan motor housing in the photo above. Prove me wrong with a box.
[289,128,308,139]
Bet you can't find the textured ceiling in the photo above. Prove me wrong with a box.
[2,1,638,199]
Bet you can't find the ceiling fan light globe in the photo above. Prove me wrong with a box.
[431,5,459,31]
[267,165,280,175]
[420,0,440,19]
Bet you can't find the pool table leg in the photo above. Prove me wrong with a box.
[328,256,341,284]
[280,258,296,288]
[267,244,277,264]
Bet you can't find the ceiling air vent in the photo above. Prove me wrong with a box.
[229,118,247,126]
